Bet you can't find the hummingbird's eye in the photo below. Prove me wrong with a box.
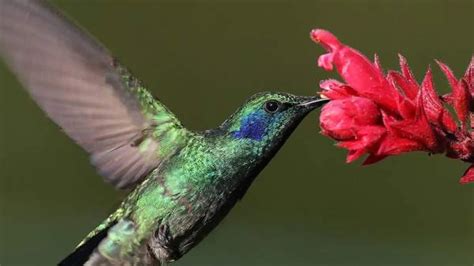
[264,100,281,113]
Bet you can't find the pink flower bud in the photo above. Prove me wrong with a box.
[320,97,381,140]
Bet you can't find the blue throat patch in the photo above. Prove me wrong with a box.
[232,112,268,141]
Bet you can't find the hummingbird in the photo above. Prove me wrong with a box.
[0,1,328,265]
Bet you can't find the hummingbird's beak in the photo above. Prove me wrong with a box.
[297,96,330,110]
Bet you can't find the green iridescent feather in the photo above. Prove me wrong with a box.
[0,1,328,265]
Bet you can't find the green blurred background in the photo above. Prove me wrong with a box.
[0,0,473,265]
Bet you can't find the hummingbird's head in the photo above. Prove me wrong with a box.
[220,92,328,153]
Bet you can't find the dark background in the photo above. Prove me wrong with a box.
[0,1,473,265]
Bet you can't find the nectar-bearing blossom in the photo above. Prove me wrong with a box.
[311,29,474,184]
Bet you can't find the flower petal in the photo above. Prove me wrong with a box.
[319,97,381,140]
[399,54,419,90]
[383,93,444,153]
[310,29,343,51]
[338,126,386,163]
[363,154,387,165]
[387,70,419,101]
[374,54,384,74]
[337,126,386,150]
[419,68,457,133]
[459,164,474,184]
[437,60,472,129]
[386,75,416,120]
[374,133,424,156]
[463,56,473,94]
[311,29,400,113]
[446,137,473,161]
[319,79,358,99]
[347,149,367,163]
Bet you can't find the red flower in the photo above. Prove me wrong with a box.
[312,29,474,184]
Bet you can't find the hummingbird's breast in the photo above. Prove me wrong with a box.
[136,133,271,261]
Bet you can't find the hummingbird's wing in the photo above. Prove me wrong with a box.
[0,0,187,189]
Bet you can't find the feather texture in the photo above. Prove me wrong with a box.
[0,0,185,188]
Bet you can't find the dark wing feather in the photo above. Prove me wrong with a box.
[0,0,183,189]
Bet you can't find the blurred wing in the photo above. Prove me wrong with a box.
[0,0,185,189]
